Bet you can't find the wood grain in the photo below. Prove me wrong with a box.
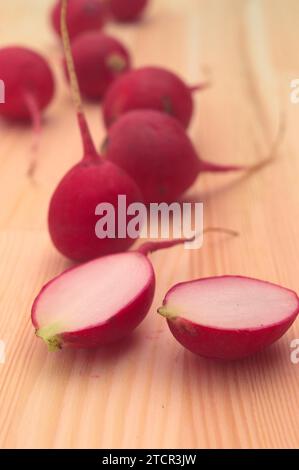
[0,0,299,449]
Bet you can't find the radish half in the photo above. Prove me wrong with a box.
[158,276,299,360]
[32,237,203,351]
[32,251,155,351]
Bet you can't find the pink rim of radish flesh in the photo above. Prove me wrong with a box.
[158,276,299,360]
[0,46,55,149]
[108,0,149,23]
[103,66,209,129]
[104,110,270,204]
[64,30,131,101]
[32,236,210,351]
[32,251,155,351]
[51,0,108,40]
[48,0,142,261]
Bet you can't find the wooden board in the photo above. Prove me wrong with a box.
[0,0,299,449]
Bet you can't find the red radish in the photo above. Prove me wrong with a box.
[104,110,269,204]
[64,31,131,100]
[32,250,155,350]
[51,0,108,40]
[0,46,55,147]
[108,0,148,22]
[32,237,197,350]
[48,0,142,261]
[33,231,236,350]
[158,276,299,360]
[103,67,208,129]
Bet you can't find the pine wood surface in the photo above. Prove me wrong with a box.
[0,0,299,449]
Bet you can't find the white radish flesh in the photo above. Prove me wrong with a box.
[159,276,299,360]
[32,252,155,351]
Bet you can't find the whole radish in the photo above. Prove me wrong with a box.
[0,47,55,145]
[104,110,265,204]
[108,0,149,22]
[158,276,299,360]
[64,31,131,101]
[51,0,108,40]
[32,232,235,350]
[49,0,142,261]
[103,66,208,129]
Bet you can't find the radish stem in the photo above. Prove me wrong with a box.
[60,0,98,160]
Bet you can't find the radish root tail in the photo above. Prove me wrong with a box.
[199,107,286,177]
[23,92,41,182]
[189,82,211,93]
[138,227,238,256]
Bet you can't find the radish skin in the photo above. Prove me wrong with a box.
[48,0,142,261]
[104,110,265,204]
[0,47,55,143]
[32,237,200,351]
[108,0,148,22]
[51,0,108,40]
[102,66,208,128]
[65,31,131,101]
[158,276,299,360]
[32,251,155,350]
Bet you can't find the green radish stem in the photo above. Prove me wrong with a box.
[36,323,63,352]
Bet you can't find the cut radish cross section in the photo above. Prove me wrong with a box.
[32,252,155,351]
[158,276,299,360]
[31,233,239,352]
[31,236,201,352]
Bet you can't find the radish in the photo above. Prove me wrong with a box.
[102,66,208,128]
[32,237,197,351]
[64,30,131,100]
[48,0,142,261]
[158,276,299,360]
[0,46,55,147]
[51,0,108,40]
[108,0,148,23]
[32,231,235,350]
[32,250,155,350]
[104,110,269,204]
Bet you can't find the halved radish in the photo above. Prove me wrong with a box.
[158,276,299,360]
[32,251,155,351]
[32,231,236,351]
[32,236,203,351]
